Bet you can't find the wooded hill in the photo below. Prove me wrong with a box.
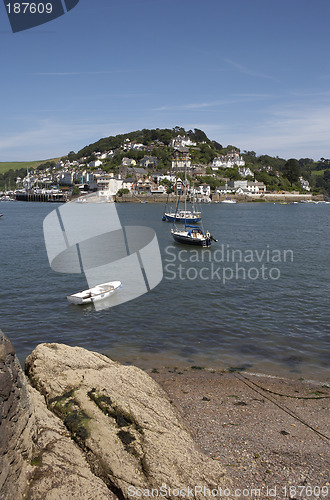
[1,127,330,194]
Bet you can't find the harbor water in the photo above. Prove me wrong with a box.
[0,200,329,381]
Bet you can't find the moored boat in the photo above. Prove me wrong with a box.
[164,209,201,223]
[220,199,237,204]
[67,280,122,305]
[171,225,216,247]
[170,161,217,246]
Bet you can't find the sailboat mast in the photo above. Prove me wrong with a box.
[184,162,187,214]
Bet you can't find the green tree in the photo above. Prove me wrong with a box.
[227,170,241,181]
[282,159,300,186]
[117,188,130,196]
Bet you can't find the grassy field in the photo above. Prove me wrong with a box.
[311,169,325,177]
[0,159,59,175]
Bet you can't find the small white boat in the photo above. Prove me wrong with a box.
[220,199,237,204]
[67,280,122,305]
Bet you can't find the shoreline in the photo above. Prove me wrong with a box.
[101,347,330,386]
[115,193,324,203]
[2,331,329,498]
[148,366,330,497]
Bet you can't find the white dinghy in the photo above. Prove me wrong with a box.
[67,280,122,305]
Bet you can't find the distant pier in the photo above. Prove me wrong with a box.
[15,191,69,203]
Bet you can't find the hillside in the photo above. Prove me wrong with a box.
[0,159,59,190]
[1,128,330,195]
[0,159,61,175]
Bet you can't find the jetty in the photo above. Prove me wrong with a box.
[15,191,69,202]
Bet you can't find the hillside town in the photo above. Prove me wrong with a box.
[1,132,315,202]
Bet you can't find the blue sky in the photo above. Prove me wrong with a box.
[1,0,330,161]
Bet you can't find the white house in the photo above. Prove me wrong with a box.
[216,185,233,194]
[88,159,103,168]
[121,157,137,167]
[150,184,166,194]
[196,184,211,197]
[98,150,115,159]
[299,177,311,191]
[123,141,146,151]
[59,171,75,185]
[227,180,248,190]
[97,174,124,195]
[227,180,266,193]
[238,167,254,178]
[247,181,266,193]
[122,178,135,191]
[170,135,196,149]
[140,156,159,168]
[212,151,245,170]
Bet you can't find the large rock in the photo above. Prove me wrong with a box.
[0,332,116,500]
[26,343,232,498]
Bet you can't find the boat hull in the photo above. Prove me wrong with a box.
[67,281,122,305]
[164,212,201,223]
[171,232,211,247]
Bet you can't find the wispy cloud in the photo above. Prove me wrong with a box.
[153,101,227,111]
[224,58,278,81]
[153,94,275,112]
[0,119,121,161]
[231,93,275,98]
[31,70,131,76]
[289,90,330,98]
[226,103,330,159]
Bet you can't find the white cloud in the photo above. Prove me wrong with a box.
[153,101,228,111]
[153,94,271,112]
[0,119,121,161]
[223,58,278,81]
[2,101,330,161]
[32,70,130,76]
[225,104,330,159]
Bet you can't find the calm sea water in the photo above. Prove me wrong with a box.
[0,200,329,381]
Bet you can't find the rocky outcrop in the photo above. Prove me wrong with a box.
[0,331,34,498]
[25,343,231,498]
[0,332,116,500]
[1,336,231,498]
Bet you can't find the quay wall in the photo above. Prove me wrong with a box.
[15,192,69,202]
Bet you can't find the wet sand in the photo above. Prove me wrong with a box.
[148,367,330,499]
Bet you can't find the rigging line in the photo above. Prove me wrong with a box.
[234,374,330,444]
[238,373,330,400]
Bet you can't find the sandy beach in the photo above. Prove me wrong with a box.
[148,367,330,499]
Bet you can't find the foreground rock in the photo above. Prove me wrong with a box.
[26,343,232,498]
[0,333,116,500]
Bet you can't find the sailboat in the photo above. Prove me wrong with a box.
[162,155,201,223]
[170,169,217,247]
[163,179,201,223]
